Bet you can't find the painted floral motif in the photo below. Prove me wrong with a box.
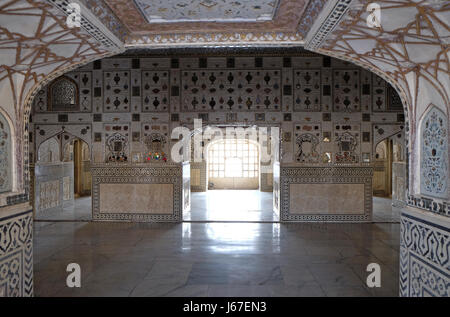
[0,113,11,193]
[421,107,448,198]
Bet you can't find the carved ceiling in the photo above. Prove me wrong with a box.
[305,0,450,127]
[100,0,309,45]
[133,0,279,23]
[0,0,121,189]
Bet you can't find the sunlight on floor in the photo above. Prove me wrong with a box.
[185,190,277,222]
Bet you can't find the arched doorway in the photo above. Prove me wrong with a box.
[185,125,280,222]
[371,124,406,222]
[33,132,92,221]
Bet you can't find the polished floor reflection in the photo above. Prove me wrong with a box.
[372,197,401,223]
[34,196,92,221]
[34,221,399,297]
[185,190,276,222]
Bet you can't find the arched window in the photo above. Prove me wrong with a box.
[48,76,79,111]
[421,106,448,198]
[0,112,12,193]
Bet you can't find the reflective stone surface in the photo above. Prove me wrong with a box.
[34,196,92,221]
[185,190,277,222]
[34,221,399,296]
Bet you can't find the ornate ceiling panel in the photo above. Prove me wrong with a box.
[103,0,308,36]
[134,0,279,23]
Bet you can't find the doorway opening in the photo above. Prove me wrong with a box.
[33,133,92,221]
[185,129,279,222]
[372,126,406,222]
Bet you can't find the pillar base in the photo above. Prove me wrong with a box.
[400,205,450,297]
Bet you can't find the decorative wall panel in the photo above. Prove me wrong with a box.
[333,123,360,164]
[91,164,182,222]
[294,123,321,163]
[103,71,131,112]
[372,74,387,112]
[420,107,448,199]
[104,123,129,162]
[293,70,321,111]
[332,69,360,112]
[400,208,449,297]
[141,123,169,162]
[0,113,11,193]
[39,180,60,211]
[0,206,33,297]
[33,162,74,217]
[181,70,282,112]
[141,71,170,112]
[280,166,373,222]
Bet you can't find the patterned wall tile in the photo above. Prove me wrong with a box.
[400,210,449,297]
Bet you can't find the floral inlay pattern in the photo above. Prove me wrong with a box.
[421,107,448,198]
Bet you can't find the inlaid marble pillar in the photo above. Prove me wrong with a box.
[0,203,33,297]
[400,206,450,297]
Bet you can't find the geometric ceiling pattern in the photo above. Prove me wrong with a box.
[134,0,279,23]
[0,0,120,189]
[306,0,450,128]
[0,0,115,106]
[303,0,449,198]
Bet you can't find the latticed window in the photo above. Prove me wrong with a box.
[49,77,78,111]
[208,139,259,178]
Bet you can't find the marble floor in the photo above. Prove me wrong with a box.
[372,197,401,223]
[35,196,92,221]
[33,221,400,297]
[185,190,277,222]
